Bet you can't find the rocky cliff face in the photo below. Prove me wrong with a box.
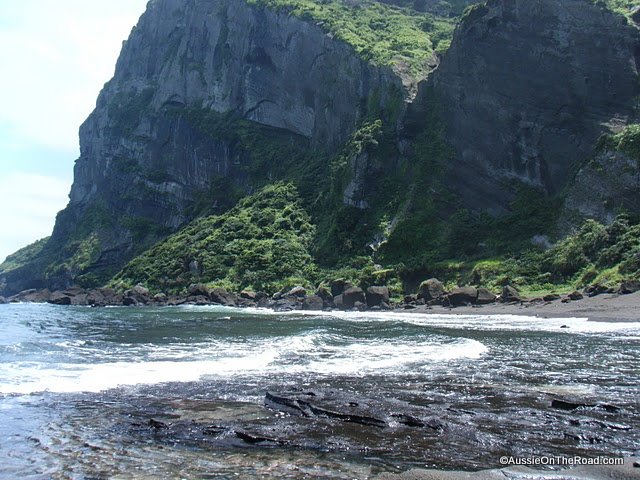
[26,0,402,290]
[2,0,640,296]
[431,0,640,214]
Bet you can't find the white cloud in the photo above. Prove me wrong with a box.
[0,173,71,263]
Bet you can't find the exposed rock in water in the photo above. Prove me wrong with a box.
[302,294,324,311]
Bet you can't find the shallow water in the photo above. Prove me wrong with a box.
[1,304,639,478]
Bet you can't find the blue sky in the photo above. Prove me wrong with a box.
[0,0,148,263]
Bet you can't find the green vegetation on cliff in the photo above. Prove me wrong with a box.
[112,183,318,293]
[0,237,49,275]
[246,0,460,76]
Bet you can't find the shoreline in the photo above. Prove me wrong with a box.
[401,291,640,323]
[2,288,639,323]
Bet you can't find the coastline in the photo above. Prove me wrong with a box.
[401,291,640,323]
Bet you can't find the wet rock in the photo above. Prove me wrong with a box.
[273,297,299,312]
[188,283,210,297]
[333,294,344,309]
[235,430,289,445]
[266,391,387,428]
[543,293,561,302]
[476,288,496,305]
[11,289,52,303]
[209,288,237,306]
[403,294,418,304]
[123,284,151,306]
[551,399,620,412]
[444,287,478,307]
[152,293,168,304]
[240,290,257,300]
[315,286,333,307]
[619,280,640,294]
[302,295,324,311]
[418,278,445,302]
[366,286,390,308]
[148,418,169,429]
[341,287,366,310]
[500,285,522,303]
[0,296,6,304]
[634,460,640,468]
[48,291,73,306]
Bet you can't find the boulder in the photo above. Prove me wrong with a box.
[330,279,352,298]
[209,288,237,306]
[584,284,613,297]
[153,293,168,304]
[366,286,390,308]
[15,289,51,303]
[123,284,151,305]
[286,286,307,298]
[333,294,344,310]
[567,290,584,301]
[0,296,6,304]
[444,287,478,307]
[48,291,73,305]
[342,287,366,310]
[418,278,445,301]
[188,283,210,297]
[501,285,522,303]
[476,288,496,305]
[315,286,333,307]
[240,290,257,300]
[619,280,640,295]
[403,294,418,304]
[302,295,324,311]
[543,293,561,302]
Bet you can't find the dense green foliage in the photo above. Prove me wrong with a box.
[0,237,49,275]
[246,0,459,76]
[598,124,640,165]
[435,215,640,296]
[112,183,318,293]
[594,0,640,15]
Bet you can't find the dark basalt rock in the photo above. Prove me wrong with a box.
[366,286,390,308]
[444,287,478,307]
[418,278,445,302]
[543,293,561,302]
[330,279,353,298]
[567,290,584,301]
[619,280,640,295]
[209,288,237,306]
[500,285,522,303]
[341,287,366,310]
[302,294,324,311]
[476,288,497,305]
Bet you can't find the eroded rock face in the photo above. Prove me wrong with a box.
[432,0,640,214]
[29,0,402,292]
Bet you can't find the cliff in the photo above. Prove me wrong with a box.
[1,0,640,296]
[432,0,640,214]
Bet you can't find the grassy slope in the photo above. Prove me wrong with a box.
[246,0,462,77]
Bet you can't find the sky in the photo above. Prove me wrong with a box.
[0,0,149,263]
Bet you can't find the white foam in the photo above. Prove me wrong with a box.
[0,332,488,394]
